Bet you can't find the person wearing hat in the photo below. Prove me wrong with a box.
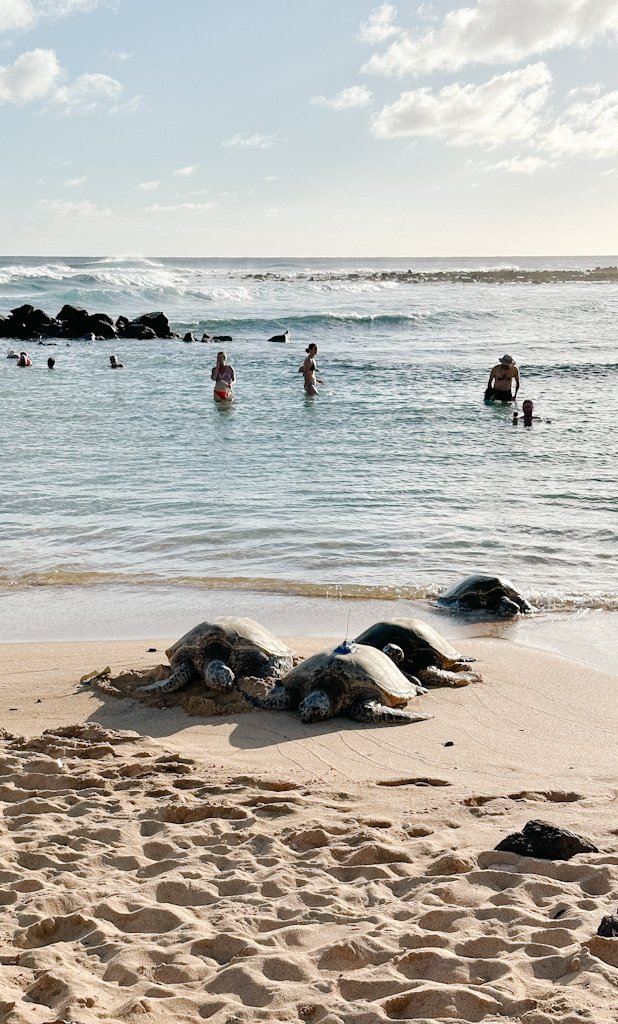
[485,354,519,402]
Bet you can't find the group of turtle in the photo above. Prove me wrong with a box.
[139,574,532,726]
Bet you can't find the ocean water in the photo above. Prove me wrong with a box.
[1,256,617,667]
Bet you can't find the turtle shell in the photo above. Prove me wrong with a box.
[282,643,417,708]
[354,618,463,671]
[438,574,531,613]
[166,617,292,677]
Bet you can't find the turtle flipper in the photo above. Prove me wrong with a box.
[248,683,293,711]
[349,699,434,724]
[138,661,193,695]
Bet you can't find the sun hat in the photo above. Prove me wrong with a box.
[499,354,514,365]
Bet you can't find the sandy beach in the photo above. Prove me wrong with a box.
[1,633,617,1023]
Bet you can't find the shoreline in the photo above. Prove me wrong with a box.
[1,583,616,676]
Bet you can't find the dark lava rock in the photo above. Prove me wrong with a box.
[134,311,172,338]
[10,304,35,319]
[213,334,232,342]
[123,321,157,339]
[495,819,598,861]
[0,315,13,337]
[597,913,618,937]
[57,304,91,336]
[87,314,117,339]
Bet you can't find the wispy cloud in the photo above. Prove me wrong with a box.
[135,180,160,191]
[145,201,215,212]
[38,197,113,221]
[1,0,110,34]
[541,88,618,158]
[311,85,373,110]
[363,0,618,76]
[173,165,198,176]
[222,131,275,149]
[53,72,122,111]
[485,155,556,174]
[63,175,87,186]
[103,49,133,61]
[371,63,552,147]
[358,3,401,44]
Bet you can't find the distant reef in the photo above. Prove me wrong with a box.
[0,304,177,341]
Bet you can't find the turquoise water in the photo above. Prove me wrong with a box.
[1,256,617,632]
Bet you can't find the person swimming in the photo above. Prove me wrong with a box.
[16,351,32,367]
[211,350,235,401]
[299,343,324,396]
[109,354,123,368]
[512,399,551,426]
[47,357,55,369]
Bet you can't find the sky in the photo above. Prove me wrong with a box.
[1,0,618,256]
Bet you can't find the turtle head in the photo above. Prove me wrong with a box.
[383,643,405,667]
[298,689,332,723]
[204,659,235,691]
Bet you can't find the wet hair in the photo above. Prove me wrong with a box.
[110,354,117,362]
[522,399,534,413]
[306,344,317,354]
[217,351,226,361]
[47,357,55,368]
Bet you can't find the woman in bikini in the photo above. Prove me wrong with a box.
[299,343,324,396]
[211,350,235,402]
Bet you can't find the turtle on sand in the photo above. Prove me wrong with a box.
[252,640,433,724]
[138,617,294,696]
[438,574,533,616]
[354,618,479,687]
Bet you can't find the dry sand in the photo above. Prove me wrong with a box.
[0,634,617,1023]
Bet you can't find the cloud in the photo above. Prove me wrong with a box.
[103,49,133,61]
[0,48,138,113]
[0,0,34,33]
[52,71,122,111]
[222,132,275,148]
[135,180,160,191]
[486,155,556,173]
[145,201,215,212]
[371,62,551,147]
[358,2,401,43]
[173,165,198,176]
[310,85,373,110]
[363,0,618,77]
[541,89,618,158]
[0,47,60,103]
[38,197,113,221]
[63,175,87,186]
[0,0,109,34]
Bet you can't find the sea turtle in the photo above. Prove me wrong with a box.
[353,618,476,687]
[252,640,433,724]
[138,617,294,696]
[438,574,533,616]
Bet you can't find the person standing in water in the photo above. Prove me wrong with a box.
[486,354,519,402]
[211,350,235,402]
[299,343,324,396]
